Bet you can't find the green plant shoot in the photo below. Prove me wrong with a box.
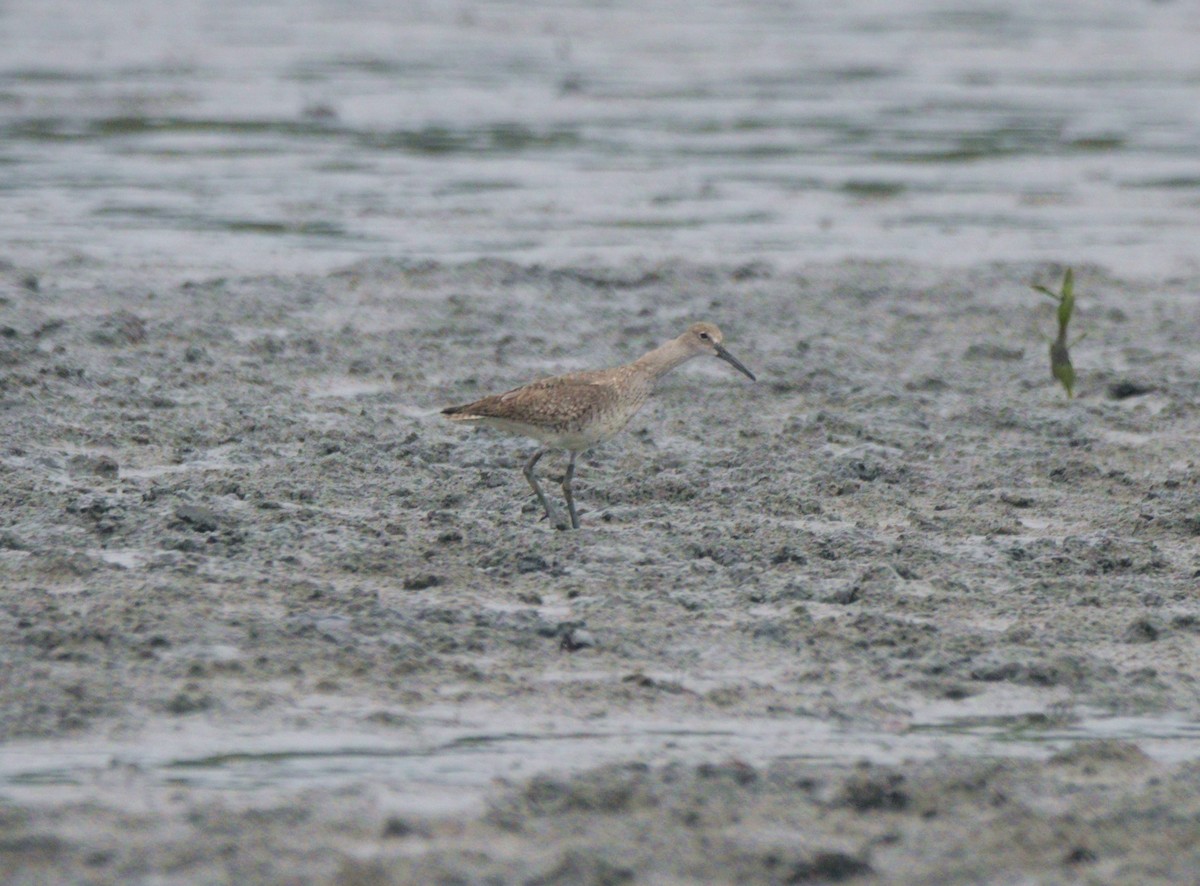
[1031,268,1083,398]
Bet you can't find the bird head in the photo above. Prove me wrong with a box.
[682,322,756,381]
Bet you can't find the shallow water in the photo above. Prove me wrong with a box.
[2,0,1199,278]
[4,701,1200,815]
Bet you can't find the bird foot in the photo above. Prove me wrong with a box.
[537,506,571,531]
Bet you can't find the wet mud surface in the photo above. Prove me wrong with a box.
[2,257,1200,883]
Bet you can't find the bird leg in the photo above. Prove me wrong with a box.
[524,449,568,531]
[561,451,580,530]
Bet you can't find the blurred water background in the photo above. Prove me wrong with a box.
[1,0,1198,280]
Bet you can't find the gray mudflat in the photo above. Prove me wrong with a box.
[2,258,1199,883]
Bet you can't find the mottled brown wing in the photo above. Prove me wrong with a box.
[444,373,620,427]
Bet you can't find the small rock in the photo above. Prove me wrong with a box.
[964,342,1024,361]
[403,574,442,591]
[771,546,808,566]
[0,530,29,550]
[823,584,861,605]
[904,376,948,392]
[940,683,975,700]
[165,689,212,714]
[1108,380,1154,400]
[1050,740,1150,767]
[835,767,909,811]
[1122,618,1160,644]
[67,454,119,479]
[696,760,758,785]
[560,627,595,653]
[999,491,1034,507]
[622,672,684,693]
[37,551,101,577]
[314,615,354,644]
[788,851,872,882]
[970,656,1026,682]
[174,504,222,532]
[1171,614,1200,632]
[535,850,635,886]
[90,311,147,346]
[752,621,794,643]
[517,553,551,573]
[381,817,416,838]
[70,494,123,534]
[731,261,771,280]
[33,318,65,338]
[852,564,901,597]
[165,536,203,553]
[303,102,340,122]
[1065,846,1098,865]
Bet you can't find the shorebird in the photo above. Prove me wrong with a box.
[442,322,756,530]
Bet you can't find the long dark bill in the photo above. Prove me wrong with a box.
[715,344,756,381]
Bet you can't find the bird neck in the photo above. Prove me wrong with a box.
[630,337,695,381]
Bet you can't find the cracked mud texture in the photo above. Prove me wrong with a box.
[2,257,1199,883]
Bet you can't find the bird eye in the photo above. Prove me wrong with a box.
[698,331,710,341]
